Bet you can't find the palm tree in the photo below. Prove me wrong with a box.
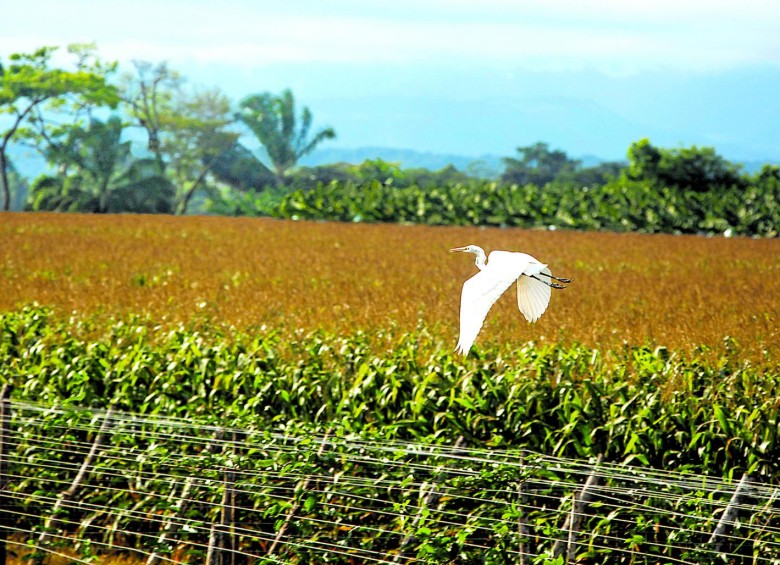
[237,89,335,186]
[29,116,173,213]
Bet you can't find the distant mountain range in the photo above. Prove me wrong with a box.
[300,146,506,175]
[10,144,607,181]
[8,144,772,183]
[300,146,612,174]
[300,146,771,175]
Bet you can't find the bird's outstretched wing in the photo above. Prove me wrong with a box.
[516,266,552,322]
[455,251,543,355]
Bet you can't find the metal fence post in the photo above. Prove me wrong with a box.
[0,384,14,565]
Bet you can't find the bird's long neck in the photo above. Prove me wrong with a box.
[473,248,487,270]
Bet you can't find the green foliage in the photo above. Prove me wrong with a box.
[501,142,581,186]
[119,63,242,215]
[0,46,118,110]
[2,307,780,561]
[161,87,240,215]
[27,117,174,213]
[237,89,336,185]
[203,185,287,216]
[119,61,181,175]
[3,41,777,237]
[270,175,779,236]
[284,159,474,195]
[0,44,119,210]
[208,142,277,192]
[628,138,747,193]
[2,307,779,477]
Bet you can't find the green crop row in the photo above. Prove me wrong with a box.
[3,307,780,561]
[3,307,779,477]
[270,178,780,237]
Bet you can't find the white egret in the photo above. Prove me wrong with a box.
[450,245,572,355]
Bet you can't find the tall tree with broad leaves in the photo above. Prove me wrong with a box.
[237,89,335,186]
[121,62,241,214]
[627,138,746,193]
[0,44,119,210]
[162,87,240,215]
[28,116,174,213]
[501,142,580,187]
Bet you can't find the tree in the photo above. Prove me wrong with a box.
[4,157,28,211]
[121,63,243,214]
[627,138,746,192]
[208,142,277,191]
[626,138,662,183]
[0,45,119,210]
[501,142,580,186]
[237,89,335,185]
[351,159,406,186]
[286,163,354,192]
[556,161,624,186]
[162,88,241,215]
[119,61,180,175]
[28,116,173,213]
[405,164,472,189]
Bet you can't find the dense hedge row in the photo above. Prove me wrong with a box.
[270,177,780,237]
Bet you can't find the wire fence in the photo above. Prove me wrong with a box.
[2,388,780,564]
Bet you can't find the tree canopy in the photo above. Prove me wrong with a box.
[237,89,336,185]
[501,142,580,186]
[29,116,173,213]
[0,45,119,210]
[3,43,778,234]
[627,138,747,193]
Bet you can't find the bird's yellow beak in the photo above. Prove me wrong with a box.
[449,247,467,253]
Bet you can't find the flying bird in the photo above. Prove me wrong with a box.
[450,245,572,355]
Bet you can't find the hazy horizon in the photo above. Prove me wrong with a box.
[3,0,780,162]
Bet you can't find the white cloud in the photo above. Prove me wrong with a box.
[2,0,779,73]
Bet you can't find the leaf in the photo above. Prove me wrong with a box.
[713,404,733,437]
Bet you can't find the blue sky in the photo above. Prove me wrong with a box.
[3,0,780,161]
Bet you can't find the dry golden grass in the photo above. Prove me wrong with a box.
[2,212,780,362]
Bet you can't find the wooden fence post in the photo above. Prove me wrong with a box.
[206,522,219,565]
[517,455,529,565]
[553,454,603,562]
[37,405,115,557]
[0,384,13,565]
[394,435,466,563]
[206,430,238,565]
[267,429,333,558]
[206,428,230,565]
[147,426,225,565]
[708,473,753,552]
[226,464,237,565]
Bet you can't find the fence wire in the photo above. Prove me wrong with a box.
[1,401,780,564]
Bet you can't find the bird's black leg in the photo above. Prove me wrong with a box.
[530,275,567,289]
[537,272,573,284]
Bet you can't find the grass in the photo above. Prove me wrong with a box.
[2,212,779,366]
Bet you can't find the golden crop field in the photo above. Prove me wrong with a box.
[2,212,780,363]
